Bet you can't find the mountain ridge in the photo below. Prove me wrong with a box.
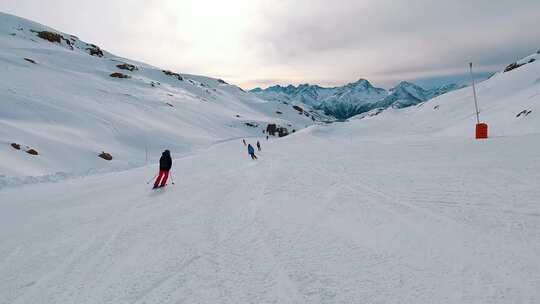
[251,79,465,119]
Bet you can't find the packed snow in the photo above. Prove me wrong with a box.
[1,12,540,304]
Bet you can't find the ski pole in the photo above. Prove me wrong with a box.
[170,172,175,185]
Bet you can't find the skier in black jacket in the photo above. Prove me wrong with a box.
[153,150,172,189]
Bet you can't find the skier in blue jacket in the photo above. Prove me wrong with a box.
[247,144,257,160]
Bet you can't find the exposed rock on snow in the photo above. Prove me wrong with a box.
[98,151,113,161]
[86,44,104,57]
[162,70,183,81]
[109,72,130,79]
[116,63,138,71]
[36,30,61,43]
[25,148,39,155]
[10,143,21,150]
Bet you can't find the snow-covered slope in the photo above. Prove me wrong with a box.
[349,51,540,138]
[252,79,463,119]
[0,12,323,178]
[1,50,539,302]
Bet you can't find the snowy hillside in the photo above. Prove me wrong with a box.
[349,50,540,138]
[1,49,539,303]
[252,79,463,119]
[0,12,325,179]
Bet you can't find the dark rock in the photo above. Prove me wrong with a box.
[110,72,129,79]
[504,62,526,73]
[277,127,289,137]
[116,63,138,71]
[24,58,36,64]
[529,58,536,63]
[10,143,21,150]
[217,79,228,84]
[276,111,283,114]
[26,148,39,155]
[163,70,183,81]
[98,152,113,161]
[245,122,258,128]
[37,31,62,43]
[293,105,304,113]
[87,44,104,57]
[266,124,277,136]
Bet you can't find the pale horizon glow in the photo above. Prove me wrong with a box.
[1,0,539,89]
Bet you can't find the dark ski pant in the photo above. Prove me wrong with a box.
[250,153,257,160]
[154,170,169,188]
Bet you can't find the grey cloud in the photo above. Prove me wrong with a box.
[246,0,540,86]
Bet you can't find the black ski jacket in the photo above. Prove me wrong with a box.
[159,150,172,171]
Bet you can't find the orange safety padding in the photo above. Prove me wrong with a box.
[476,123,488,139]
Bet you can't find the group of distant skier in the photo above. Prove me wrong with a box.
[152,137,267,189]
[243,139,261,160]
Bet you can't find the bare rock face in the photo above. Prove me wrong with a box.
[116,63,138,71]
[98,152,113,161]
[110,72,130,79]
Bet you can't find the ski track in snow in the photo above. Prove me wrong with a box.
[3,133,539,303]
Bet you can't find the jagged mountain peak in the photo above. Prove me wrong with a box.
[252,78,464,119]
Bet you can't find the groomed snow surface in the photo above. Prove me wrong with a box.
[1,11,540,304]
[1,131,540,303]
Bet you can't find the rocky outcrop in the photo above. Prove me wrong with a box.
[86,44,104,57]
[98,152,113,161]
[36,31,61,43]
[293,105,304,113]
[24,58,36,64]
[26,148,39,155]
[110,72,130,79]
[10,143,21,150]
[117,63,138,71]
[163,70,183,81]
[504,62,526,73]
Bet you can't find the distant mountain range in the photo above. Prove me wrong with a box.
[251,80,465,119]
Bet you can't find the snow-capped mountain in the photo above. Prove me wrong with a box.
[252,79,464,119]
[0,12,328,178]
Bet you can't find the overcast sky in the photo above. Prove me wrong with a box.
[2,0,539,89]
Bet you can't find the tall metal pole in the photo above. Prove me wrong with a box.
[469,62,480,124]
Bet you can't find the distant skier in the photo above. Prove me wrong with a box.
[266,135,269,140]
[256,141,261,151]
[153,150,172,189]
[248,144,257,160]
[242,139,247,146]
